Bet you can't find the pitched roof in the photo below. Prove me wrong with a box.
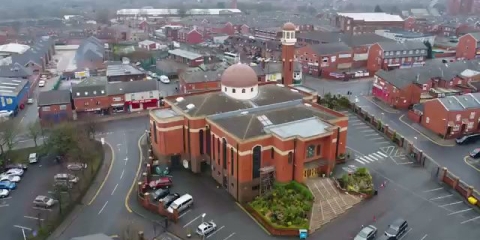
[38,90,71,106]
[467,32,480,41]
[106,80,157,95]
[310,42,351,55]
[341,34,395,47]
[0,63,32,78]
[296,31,343,43]
[377,41,428,52]
[75,36,105,63]
[0,77,29,97]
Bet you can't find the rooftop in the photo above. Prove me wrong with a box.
[152,108,180,119]
[38,90,71,106]
[168,49,203,60]
[337,12,404,22]
[0,77,28,97]
[266,117,333,139]
[0,43,30,54]
[106,80,157,95]
[106,64,144,77]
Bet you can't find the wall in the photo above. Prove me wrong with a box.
[456,35,477,60]
[125,90,160,102]
[39,104,73,125]
[73,96,111,112]
[180,80,220,94]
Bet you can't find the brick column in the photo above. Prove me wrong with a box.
[417,150,423,163]
[370,115,376,125]
[399,136,404,147]
[158,201,165,215]
[143,172,148,183]
[466,186,474,197]
[408,141,414,153]
[138,231,145,240]
[452,177,460,189]
[146,164,151,176]
[384,125,389,135]
[442,167,448,181]
[137,182,143,195]
[143,192,150,207]
[172,208,179,223]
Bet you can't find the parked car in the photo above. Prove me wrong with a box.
[0,174,21,183]
[27,98,34,104]
[148,177,173,189]
[0,181,16,190]
[5,163,28,171]
[354,225,377,240]
[5,168,24,176]
[158,75,170,84]
[28,153,38,164]
[33,195,56,208]
[196,221,217,236]
[54,181,73,190]
[38,80,46,87]
[151,188,170,201]
[160,193,180,208]
[54,173,79,183]
[67,163,87,171]
[384,218,408,239]
[470,148,480,159]
[456,134,480,145]
[0,189,9,198]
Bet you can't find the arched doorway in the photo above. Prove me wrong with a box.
[252,146,261,179]
[199,130,204,155]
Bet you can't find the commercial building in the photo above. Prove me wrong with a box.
[367,41,428,72]
[106,64,146,82]
[106,80,159,112]
[375,29,435,45]
[71,77,110,114]
[168,49,204,67]
[37,90,73,126]
[0,77,29,113]
[334,13,405,35]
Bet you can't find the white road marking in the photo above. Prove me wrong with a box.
[361,129,375,132]
[352,122,364,126]
[377,141,391,145]
[364,156,374,162]
[111,184,119,195]
[420,234,428,240]
[430,194,453,200]
[98,201,108,215]
[24,216,44,221]
[33,207,52,211]
[355,158,366,164]
[448,208,472,215]
[1,197,12,200]
[368,155,378,161]
[377,151,388,157]
[120,169,125,179]
[439,201,462,207]
[13,225,32,231]
[365,133,378,136]
[370,137,384,140]
[373,153,384,159]
[398,228,412,240]
[207,226,225,238]
[183,214,202,228]
[222,232,236,240]
[0,204,9,207]
[178,209,191,219]
[461,215,480,224]
[423,187,443,193]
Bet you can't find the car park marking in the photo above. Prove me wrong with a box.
[13,225,32,231]
[0,204,9,207]
[448,208,472,215]
[98,201,109,215]
[461,215,480,224]
[423,187,443,193]
[429,194,453,200]
[365,133,378,136]
[178,209,191,219]
[24,216,44,221]
[33,207,52,211]
[370,137,384,140]
[111,184,119,195]
[398,228,412,240]
[361,129,375,132]
[439,201,463,207]
[222,232,236,240]
[206,225,225,238]
[420,234,428,240]
[352,122,364,126]
[355,125,370,129]
[183,214,202,228]
[363,156,374,162]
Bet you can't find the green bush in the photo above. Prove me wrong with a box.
[339,168,374,195]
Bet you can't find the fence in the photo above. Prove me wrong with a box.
[350,103,480,208]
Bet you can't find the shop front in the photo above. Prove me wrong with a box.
[111,103,125,113]
[125,99,159,112]
[372,82,388,102]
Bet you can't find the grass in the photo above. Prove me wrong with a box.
[3,146,46,164]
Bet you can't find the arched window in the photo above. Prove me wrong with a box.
[222,139,227,170]
[242,89,246,93]
[306,145,315,158]
[252,146,262,178]
[212,135,216,160]
[199,130,204,155]
[288,152,293,164]
[217,138,221,165]
[230,147,234,175]
[232,89,236,93]
[251,87,254,92]
[206,127,211,156]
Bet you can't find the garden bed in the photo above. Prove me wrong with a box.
[249,181,313,231]
[337,167,374,195]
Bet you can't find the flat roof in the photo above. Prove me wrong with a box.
[152,108,180,119]
[0,77,28,97]
[168,49,203,60]
[106,64,144,77]
[337,12,404,22]
[265,117,332,139]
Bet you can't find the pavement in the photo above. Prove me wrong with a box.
[302,75,373,97]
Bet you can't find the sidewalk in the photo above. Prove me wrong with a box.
[399,115,455,146]
[48,144,113,240]
[76,110,149,123]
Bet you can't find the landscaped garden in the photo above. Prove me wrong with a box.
[249,181,313,229]
[338,167,374,195]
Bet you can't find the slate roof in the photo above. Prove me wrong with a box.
[377,41,428,58]
[310,42,351,55]
[70,233,113,240]
[106,80,157,95]
[341,34,395,47]
[0,63,32,78]
[437,97,464,111]
[106,64,144,77]
[37,90,71,106]
[467,32,480,41]
[296,31,343,43]
[180,67,224,84]
[376,59,480,89]
[75,36,105,63]
[11,36,54,67]
[71,77,107,99]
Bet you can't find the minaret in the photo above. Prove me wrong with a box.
[281,22,297,86]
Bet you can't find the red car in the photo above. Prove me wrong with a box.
[148,177,173,189]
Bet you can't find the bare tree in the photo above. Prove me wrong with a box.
[83,117,101,139]
[27,120,42,147]
[0,120,19,157]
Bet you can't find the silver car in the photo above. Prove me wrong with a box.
[354,225,377,240]
[33,195,56,208]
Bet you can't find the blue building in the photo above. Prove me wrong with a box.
[0,77,30,113]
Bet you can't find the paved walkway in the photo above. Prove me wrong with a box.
[400,116,455,146]
[306,178,362,232]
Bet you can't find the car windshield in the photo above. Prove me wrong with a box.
[170,203,178,209]
[358,229,369,238]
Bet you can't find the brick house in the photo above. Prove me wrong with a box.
[178,67,224,94]
[418,93,480,139]
[71,77,110,114]
[168,49,204,67]
[107,80,159,112]
[296,42,353,78]
[367,41,428,72]
[37,90,73,126]
[372,60,480,109]
[178,28,203,44]
[456,32,480,60]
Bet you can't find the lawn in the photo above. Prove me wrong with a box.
[2,146,46,164]
[338,167,374,195]
[249,181,313,229]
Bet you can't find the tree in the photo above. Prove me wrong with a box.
[27,120,42,147]
[424,41,433,59]
[95,8,111,25]
[374,5,383,12]
[216,2,226,8]
[83,117,101,139]
[0,120,19,158]
[177,6,187,18]
[120,220,143,240]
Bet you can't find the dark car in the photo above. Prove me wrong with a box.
[148,177,173,189]
[160,193,180,208]
[5,163,28,171]
[385,218,408,239]
[377,234,396,240]
[151,188,170,201]
[456,134,480,145]
[470,148,480,159]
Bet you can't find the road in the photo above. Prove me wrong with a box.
[302,75,373,97]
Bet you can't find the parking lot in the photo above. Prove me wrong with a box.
[0,156,64,240]
[163,169,290,240]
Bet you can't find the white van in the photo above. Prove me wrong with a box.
[28,153,38,164]
[158,75,170,84]
[167,194,193,213]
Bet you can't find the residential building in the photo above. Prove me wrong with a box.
[296,42,353,78]
[149,68,347,203]
[177,28,203,44]
[0,77,30,113]
[168,49,204,67]
[415,93,480,139]
[9,36,55,73]
[334,13,405,35]
[456,32,480,60]
[447,0,474,15]
[106,64,146,82]
[75,36,105,71]
[71,77,110,114]
[375,29,436,45]
[178,66,224,94]
[372,60,480,109]
[107,80,159,112]
[37,90,73,126]
[138,40,158,51]
[367,41,428,72]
